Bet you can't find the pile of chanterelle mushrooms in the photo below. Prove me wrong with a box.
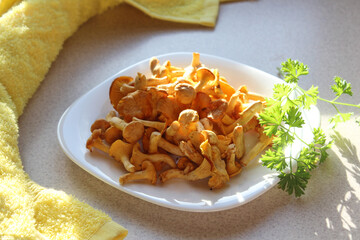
[86,52,272,189]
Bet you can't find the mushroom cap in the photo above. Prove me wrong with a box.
[178,109,199,125]
[207,99,228,122]
[219,78,236,100]
[186,157,212,181]
[86,129,109,153]
[109,139,135,172]
[201,130,218,145]
[122,121,145,143]
[191,92,212,119]
[196,67,215,82]
[109,76,133,109]
[117,90,153,122]
[109,139,133,157]
[104,126,122,144]
[90,119,110,135]
[179,140,203,165]
[157,96,184,124]
[174,83,196,105]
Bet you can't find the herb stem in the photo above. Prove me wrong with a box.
[297,86,359,108]
[318,97,360,108]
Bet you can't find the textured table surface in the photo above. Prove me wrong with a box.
[19,0,360,239]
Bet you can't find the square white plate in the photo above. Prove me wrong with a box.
[57,52,320,212]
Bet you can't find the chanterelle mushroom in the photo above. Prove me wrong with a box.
[166,109,200,144]
[90,119,111,134]
[119,161,157,185]
[109,117,144,143]
[182,52,202,80]
[130,142,176,171]
[194,67,215,92]
[109,140,135,172]
[132,117,166,132]
[116,90,153,122]
[232,125,245,159]
[109,76,133,109]
[86,129,109,153]
[225,144,242,177]
[224,100,263,134]
[177,157,195,174]
[240,130,273,166]
[179,140,203,165]
[174,83,196,105]
[208,145,230,189]
[104,126,122,145]
[150,57,167,77]
[157,136,184,156]
[200,139,229,189]
[160,157,212,183]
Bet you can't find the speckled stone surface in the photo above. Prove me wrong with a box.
[18,0,360,239]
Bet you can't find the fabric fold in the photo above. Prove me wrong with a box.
[0,0,232,239]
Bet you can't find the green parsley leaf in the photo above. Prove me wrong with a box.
[261,148,286,171]
[273,83,292,101]
[331,76,353,96]
[258,104,284,137]
[329,112,353,128]
[278,171,311,197]
[299,85,319,109]
[281,59,309,84]
[284,107,305,128]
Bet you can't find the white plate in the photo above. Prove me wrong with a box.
[57,52,320,212]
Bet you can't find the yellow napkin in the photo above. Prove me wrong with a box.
[0,0,230,239]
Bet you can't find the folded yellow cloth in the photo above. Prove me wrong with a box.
[0,0,229,239]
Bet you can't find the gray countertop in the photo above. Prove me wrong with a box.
[19,0,360,239]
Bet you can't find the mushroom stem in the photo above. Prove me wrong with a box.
[149,131,161,154]
[247,92,266,102]
[132,117,166,132]
[146,76,170,86]
[134,72,147,90]
[182,52,201,80]
[226,91,241,116]
[130,143,176,171]
[224,101,263,134]
[232,125,245,159]
[158,137,184,156]
[221,114,236,125]
[240,134,273,166]
[200,118,213,131]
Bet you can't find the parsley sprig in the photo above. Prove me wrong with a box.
[258,59,359,197]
